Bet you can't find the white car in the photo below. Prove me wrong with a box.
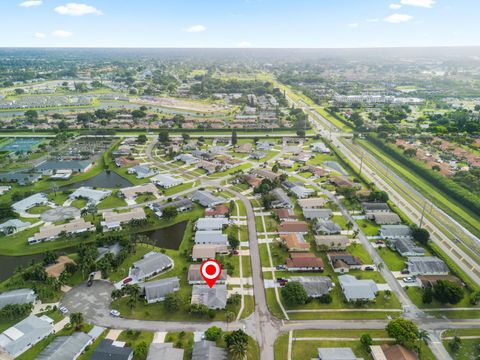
[403,277,416,283]
[110,310,120,317]
[59,306,68,314]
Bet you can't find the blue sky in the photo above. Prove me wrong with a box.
[1,0,478,48]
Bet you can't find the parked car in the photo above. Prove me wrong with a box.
[123,277,133,285]
[364,266,374,271]
[231,250,239,255]
[401,269,410,274]
[276,265,286,270]
[403,277,416,283]
[110,310,120,317]
[276,278,288,283]
[59,306,68,314]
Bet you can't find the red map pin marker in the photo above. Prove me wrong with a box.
[200,259,222,288]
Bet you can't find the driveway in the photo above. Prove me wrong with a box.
[61,281,114,322]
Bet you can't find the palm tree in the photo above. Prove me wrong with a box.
[418,330,430,344]
[226,311,235,330]
[229,339,248,360]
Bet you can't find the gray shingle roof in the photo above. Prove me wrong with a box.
[380,225,412,238]
[90,339,133,360]
[362,202,390,212]
[303,209,332,220]
[0,289,36,310]
[35,160,91,172]
[194,231,228,245]
[36,332,91,360]
[290,276,333,298]
[142,277,180,303]
[338,275,378,301]
[192,340,227,360]
[12,193,48,212]
[407,256,449,275]
[189,190,225,208]
[391,238,425,256]
[191,285,228,309]
[317,347,360,360]
[147,343,184,360]
[0,315,54,358]
[315,219,342,234]
[130,252,173,280]
[271,188,293,208]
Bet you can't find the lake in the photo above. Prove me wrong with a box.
[139,221,188,250]
[62,170,132,190]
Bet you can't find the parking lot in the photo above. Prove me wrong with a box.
[61,280,114,322]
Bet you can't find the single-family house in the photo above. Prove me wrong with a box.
[272,208,298,221]
[290,276,333,298]
[191,285,228,309]
[0,171,42,186]
[147,343,184,360]
[303,208,333,220]
[243,174,262,188]
[188,264,227,285]
[256,141,274,151]
[189,190,226,208]
[389,238,425,257]
[127,164,156,179]
[191,244,228,261]
[69,187,111,206]
[253,169,279,181]
[0,219,30,235]
[129,252,173,281]
[0,315,54,358]
[150,174,183,188]
[101,207,147,230]
[142,277,180,304]
[418,275,462,288]
[194,230,228,246]
[380,225,412,240]
[36,332,92,360]
[192,340,227,360]
[205,204,229,218]
[174,153,199,165]
[406,257,449,276]
[298,197,329,209]
[328,252,362,273]
[196,218,229,231]
[330,176,356,188]
[314,235,349,250]
[370,344,419,360]
[290,185,315,199]
[280,233,310,252]
[271,188,293,208]
[362,202,390,213]
[119,183,159,201]
[338,275,378,302]
[277,221,309,234]
[315,219,342,235]
[371,212,401,225]
[150,198,193,217]
[315,347,360,360]
[12,193,49,213]
[0,289,36,310]
[286,253,324,272]
[90,339,133,360]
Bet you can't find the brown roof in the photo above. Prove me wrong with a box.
[205,204,230,217]
[273,208,298,220]
[286,252,324,269]
[281,234,310,252]
[277,221,309,233]
[243,174,262,188]
[330,176,356,188]
[381,345,418,360]
[45,256,76,278]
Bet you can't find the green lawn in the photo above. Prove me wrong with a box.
[71,198,88,209]
[26,205,51,214]
[357,219,380,236]
[405,287,480,311]
[163,181,198,196]
[135,193,157,204]
[377,246,406,271]
[346,243,373,264]
[443,339,480,360]
[96,193,128,209]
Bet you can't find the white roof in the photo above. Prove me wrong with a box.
[12,193,48,212]
[70,187,111,204]
[151,174,183,186]
[196,218,229,231]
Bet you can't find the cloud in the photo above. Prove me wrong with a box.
[52,30,73,37]
[184,24,206,33]
[54,3,103,16]
[389,3,402,9]
[34,32,46,39]
[348,23,359,28]
[19,0,42,7]
[400,0,434,8]
[384,13,413,23]
[366,18,379,23]
[237,41,251,48]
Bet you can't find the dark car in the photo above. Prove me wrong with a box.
[364,266,374,271]
[87,272,95,287]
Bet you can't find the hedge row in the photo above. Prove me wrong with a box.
[366,134,480,216]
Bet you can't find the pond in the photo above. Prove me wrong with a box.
[323,161,348,176]
[139,221,188,250]
[62,170,132,190]
[0,246,78,282]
